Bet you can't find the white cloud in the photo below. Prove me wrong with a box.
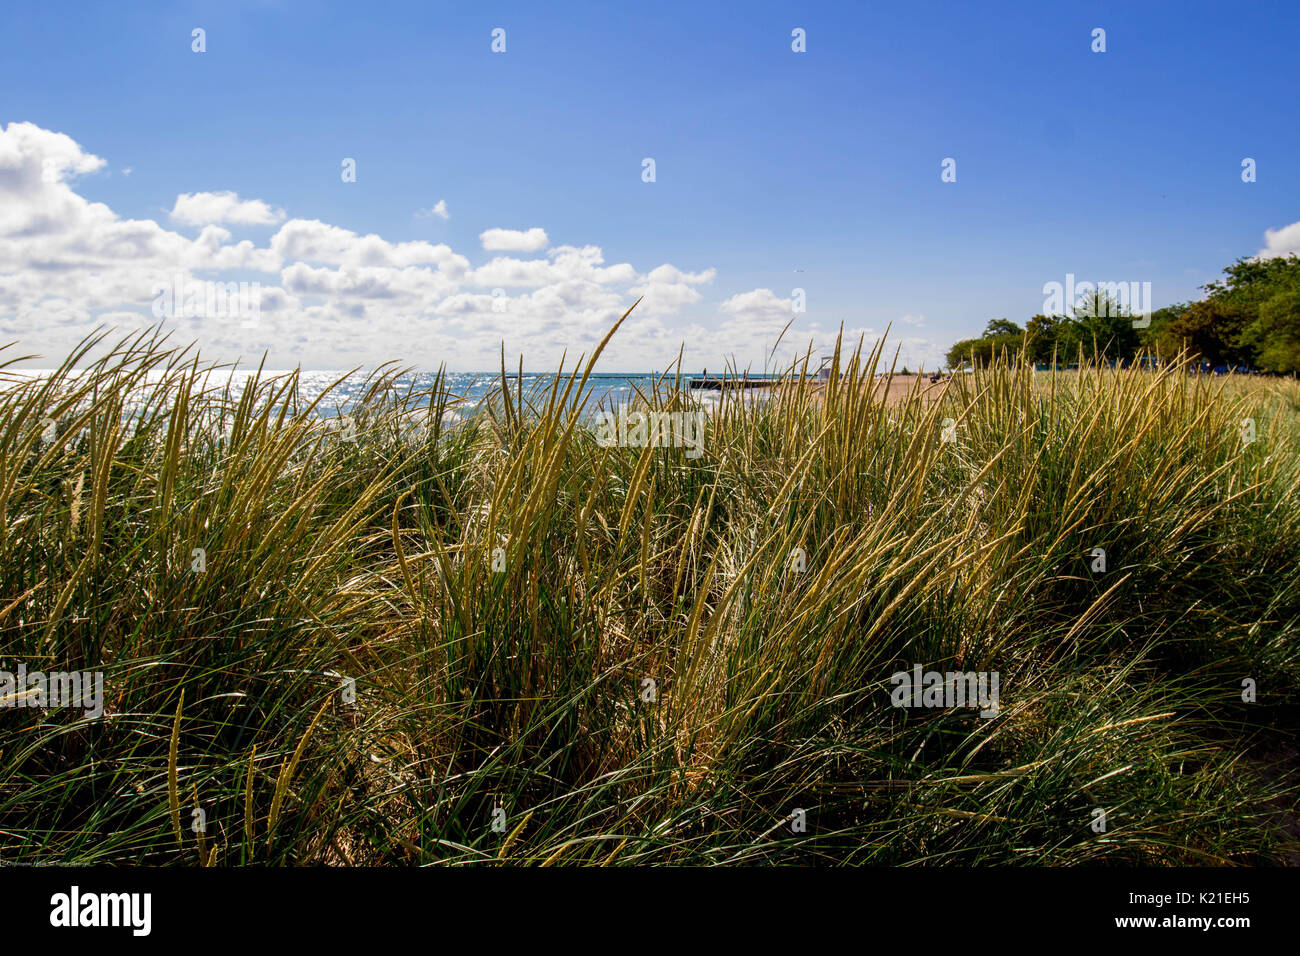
[629,264,717,316]
[719,288,794,329]
[480,227,548,252]
[418,199,450,220]
[0,122,106,188]
[1259,220,1300,259]
[469,245,636,289]
[0,121,935,372]
[170,190,284,226]
[270,220,469,274]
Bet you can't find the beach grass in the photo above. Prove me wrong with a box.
[2,315,1298,865]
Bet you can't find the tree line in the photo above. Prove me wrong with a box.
[946,253,1300,373]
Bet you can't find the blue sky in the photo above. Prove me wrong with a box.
[1,0,1297,370]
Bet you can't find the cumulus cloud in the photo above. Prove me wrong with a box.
[719,288,795,330]
[0,122,105,190]
[270,219,469,274]
[170,190,285,226]
[480,227,548,252]
[418,200,450,220]
[470,245,635,289]
[1259,220,1300,259]
[629,264,717,316]
[0,121,931,372]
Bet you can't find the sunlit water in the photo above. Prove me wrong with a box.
[1,368,781,424]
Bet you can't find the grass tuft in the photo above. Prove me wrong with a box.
[1,325,1297,865]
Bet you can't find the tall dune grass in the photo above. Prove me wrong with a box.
[2,317,1298,865]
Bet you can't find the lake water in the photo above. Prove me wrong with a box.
[2,368,782,422]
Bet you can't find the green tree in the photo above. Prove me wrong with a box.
[1169,298,1252,367]
[1248,287,1300,372]
[1024,313,1084,365]
[983,318,1023,337]
[1138,303,1191,358]
[946,338,981,368]
[1073,290,1139,362]
[942,253,1300,372]
[1200,253,1300,369]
